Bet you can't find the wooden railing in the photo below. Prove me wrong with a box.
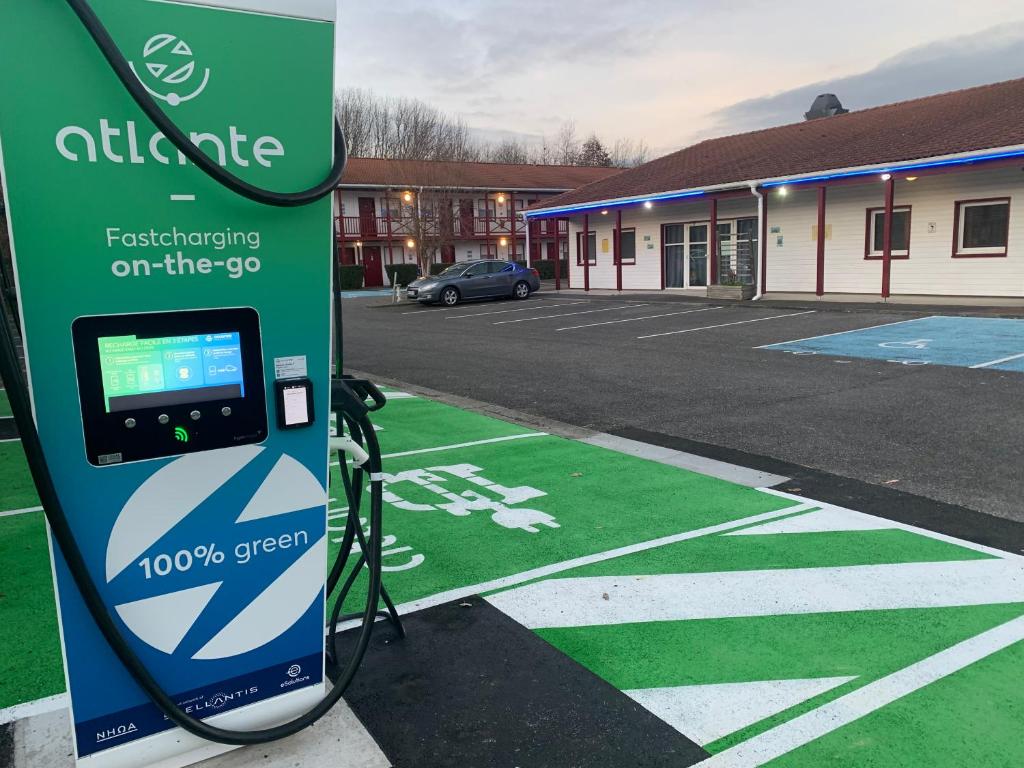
[336,216,568,240]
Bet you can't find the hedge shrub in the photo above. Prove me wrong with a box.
[529,259,569,280]
[429,262,449,276]
[339,264,364,290]
[385,263,419,286]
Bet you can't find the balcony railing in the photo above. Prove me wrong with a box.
[336,216,568,241]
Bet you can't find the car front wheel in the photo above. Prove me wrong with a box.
[440,286,460,306]
[513,281,531,300]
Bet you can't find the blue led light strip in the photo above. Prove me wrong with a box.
[525,147,1024,218]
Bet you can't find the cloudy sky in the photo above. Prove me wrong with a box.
[336,0,1024,156]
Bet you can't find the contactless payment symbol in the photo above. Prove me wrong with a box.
[129,33,211,106]
[105,446,327,660]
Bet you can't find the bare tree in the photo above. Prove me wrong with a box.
[487,139,531,165]
[550,121,580,165]
[609,137,651,168]
[336,88,483,162]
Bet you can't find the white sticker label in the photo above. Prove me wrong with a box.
[282,386,310,426]
[274,355,307,380]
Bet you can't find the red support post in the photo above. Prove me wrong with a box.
[508,192,516,260]
[760,188,768,295]
[385,203,394,266]
[336,190,345,262]
[816,185,827,296]
[555,218,563,290]
[882,177,894,298]
[485,193,492,257]
[583,214,590,292]
[709,198,719,285]
[615,209,623,292]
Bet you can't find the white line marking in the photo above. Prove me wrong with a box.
[725,507,897,536]
[0,437,22,443]
[0,693,68,725]
[756,317,927,349]
[0,505,43,519]
[627,677,857,747]
[697,614,1024,768]
[329,432,549,466]
[494,304,650,325]
[756,487,1024,562]
[970,352,1024,369]
[639,311,817,340]
[335,504,812,627]
[169,194,196,201]
[446,302,586,319]
[487,559,1024,628]
[401,299,584,315]
[557,306,721,331]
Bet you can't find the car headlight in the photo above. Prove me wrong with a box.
[417,282,437,290]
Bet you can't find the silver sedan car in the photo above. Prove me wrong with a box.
[405,260,541,306]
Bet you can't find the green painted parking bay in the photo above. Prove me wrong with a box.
[3,391,1024,768]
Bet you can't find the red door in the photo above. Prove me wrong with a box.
[362,246,383,287]
[459,199,474,238]
[441,245,456,264]
[358,197,377,237]
[546,241,559,260]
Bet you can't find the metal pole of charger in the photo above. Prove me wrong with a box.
[0,2,338,766]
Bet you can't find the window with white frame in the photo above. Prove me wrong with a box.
[866,206,911,259]
[481,243,498,258]
[954,199,1010,257]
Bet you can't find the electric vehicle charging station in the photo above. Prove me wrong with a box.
[0,2,380,766]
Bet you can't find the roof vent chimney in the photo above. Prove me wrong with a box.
[805,94,849,121]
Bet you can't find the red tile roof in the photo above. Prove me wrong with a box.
[531,77,1024,212]
[340,157,621,192]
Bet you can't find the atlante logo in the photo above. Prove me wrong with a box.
[55,32,285,169]
[129,33,211,107]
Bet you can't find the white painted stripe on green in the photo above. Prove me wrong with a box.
[697,614,1024,767]
[337,504,814,629]
[0,505,43,518]
[626,677,856,746]
[726,507,896,536]
[758,488,1024,562]
[487,560,1024,628]
[328,432,549,466]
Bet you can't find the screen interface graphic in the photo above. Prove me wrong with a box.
[98,332,245,413]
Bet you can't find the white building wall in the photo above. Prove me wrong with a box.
[563,166,1024,298]
[764,166,1024,296]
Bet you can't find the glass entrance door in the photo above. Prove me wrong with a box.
[687,224,708,287]
[664,225,685,287]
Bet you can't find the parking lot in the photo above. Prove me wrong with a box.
[343,293,1024,523]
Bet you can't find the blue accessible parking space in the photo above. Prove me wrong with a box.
[760,316,1024,372]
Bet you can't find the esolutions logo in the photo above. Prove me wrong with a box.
[106,226,262,280]
[280,663,310,690]
[55,33,286,170]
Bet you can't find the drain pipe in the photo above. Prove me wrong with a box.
[750,184,765,301]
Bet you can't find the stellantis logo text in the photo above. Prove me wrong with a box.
[55,120,285,168]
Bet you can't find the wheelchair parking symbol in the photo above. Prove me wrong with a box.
[879,339,932,350]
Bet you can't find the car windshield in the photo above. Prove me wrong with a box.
[438,264,468,277]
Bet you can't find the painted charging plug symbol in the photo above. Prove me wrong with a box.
[381,463,559,534]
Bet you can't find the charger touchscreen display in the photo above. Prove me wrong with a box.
[98,332,245,413]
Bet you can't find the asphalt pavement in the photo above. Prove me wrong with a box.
[341,292,1024,524]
